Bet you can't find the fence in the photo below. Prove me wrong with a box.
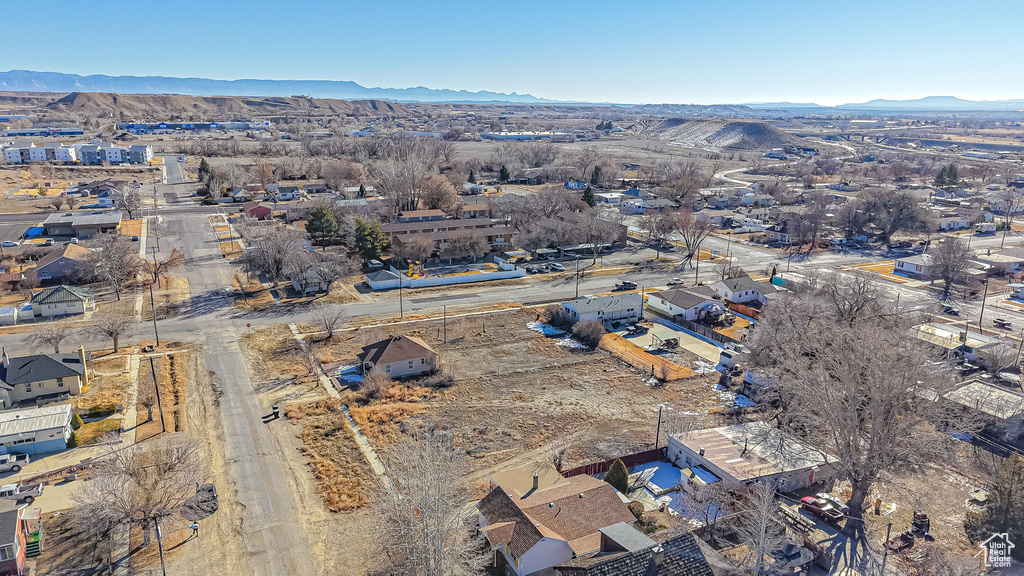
[726,301,760,319]
[562,447,668,478]
[669,316,740,345]
[598,333,693,381]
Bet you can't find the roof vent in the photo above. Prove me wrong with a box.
[578,493,584,498]
[548,502,554,508]
[699,447,706,456]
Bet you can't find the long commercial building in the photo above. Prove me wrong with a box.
[3,143,151,165]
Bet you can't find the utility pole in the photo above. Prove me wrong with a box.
[443,305,447,343]
[149,356,166,434]
[880,521,892,576]
[1017,328,1024,367]
[153,514,168,576]
[575,257,581,299]
[153,176,161,253]
[399,274,404,319]
[979,278,990,330]
[654,405,662,449]
[149,250,160,346]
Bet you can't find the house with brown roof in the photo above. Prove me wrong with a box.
[357,335,438,378]
[554,529,715,576]
[241,202,273,221]
[646,286,724,323]
[478,464,637,576]
[28,243,93,285]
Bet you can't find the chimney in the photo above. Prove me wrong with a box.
[1,347,7,368]
[78,346,89,387]
[699,447,706,457]
[532,472,539,492]
[653,545,665,566]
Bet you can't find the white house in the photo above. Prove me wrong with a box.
[893,254,932,277]
[28,147,47,163]
[913,322,1004,362]
[95,190,116,208]
[939,216,971,231]
[667,421,837,491]
[561,293,643,329]
[0,404,74,454]
[710,277,777,304]
[646,287,724,322]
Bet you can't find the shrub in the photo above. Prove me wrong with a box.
[66,431,79,449]
[572,320,606,347]
[542,304,571,327]
[604,459,629,493]
[627,500,645,521]
[70,413,84,430]
[361,368,392,400]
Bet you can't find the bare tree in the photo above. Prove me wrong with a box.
[92,312,136,353]
[750,275,965,537]
[144,248,185,286]
[369,432,479,576]
[675,210,715,266]
[361,367,392,399]
[420,175,458,212]
[978,342,1019,375]
[49,195,65,211]
[638,209,678,259]
[240,226,307,282]
[28,324,78,353]
[65,195,79,210]
[861,189,930,244]
[578,211,622,263]
[394,235,436,264]
[930,237,973,301]
[296,251,353,295]
[713,261,744,281]
[731,482,786,575]
[89,232,142,300]
[75,435,207,551]
[140,392,156,423]
[114,184,143,219]
[311,304,346,339]
[442,231,489,263]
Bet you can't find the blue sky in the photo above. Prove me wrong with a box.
[5,0,1023,104]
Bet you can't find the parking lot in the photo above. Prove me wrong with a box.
[617,318,723,366]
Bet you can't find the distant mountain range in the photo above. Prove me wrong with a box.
[0,70,1021,111]
[0,70,560,104]
[746,96,1024,111]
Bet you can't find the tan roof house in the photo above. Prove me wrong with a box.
[357,335,438,378]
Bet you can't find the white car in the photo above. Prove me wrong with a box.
[0,241,17,247]
[550,263,565,271]
[667,278,684,285]
[69,238,80,244]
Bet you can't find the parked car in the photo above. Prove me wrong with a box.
[943,305,960,316]
[815,492,849,515]
[613,280,638,291]
[536,264,550,273]
[43,238,55,246]
[69,238,79,244]
[0,483,43,504]
[131,235,140,242]
[550,263,565,271]
[667,278,684,285]
[0,454,28,474]
[627,324,649,335]
[0,241,17,247]
[800,496,844,524]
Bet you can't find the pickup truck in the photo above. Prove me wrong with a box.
[613,281,638,291]
[801,496,844,524]
[0,454,29,474]
[0,483,43,504]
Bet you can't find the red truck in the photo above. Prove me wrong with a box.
[801,496,844,525]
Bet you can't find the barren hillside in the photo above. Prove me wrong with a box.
[30,92,406,120]
[655,118,801,152]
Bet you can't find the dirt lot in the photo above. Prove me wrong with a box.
[73,355,131,412]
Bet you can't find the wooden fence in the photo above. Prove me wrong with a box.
[562,447,668,478]
[598,333,693,381]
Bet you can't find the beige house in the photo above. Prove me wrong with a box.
[30,285,96,318]
[0,347,89,409]
[357,335,438,378]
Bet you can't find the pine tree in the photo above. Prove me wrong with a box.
[934,165,948,188]
[604,459,629,493]
[355,219,389,261]
[198,157,211,182]
[582,186,596,207]
[590,165,603,187]
[358,184,367,197]
[498,165,510,183]
[468,169,477,184]
[306,207,339,247]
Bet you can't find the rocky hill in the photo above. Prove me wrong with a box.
[655,118,801,152]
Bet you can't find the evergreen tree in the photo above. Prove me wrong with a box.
[590,165,603,187]
[596,121,605,130]
[354,219,389,261]
[965,454,1024,561]
[498,165,510,183]
[582,185,596,207]
[468,169,477,184]
[358,184,367,197]
[306,206,339,247]
[934,165,948,188]
[198,157,211,181]
[604,459,629,493]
